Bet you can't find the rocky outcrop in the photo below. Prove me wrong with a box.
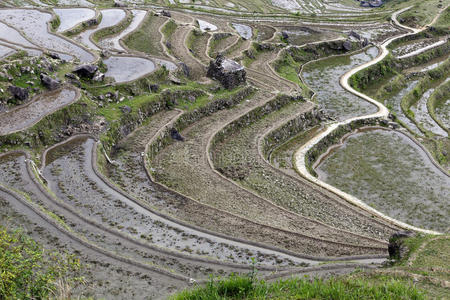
[114,0,127,7]
[8,85,29,101]
[73,64,98,79]
[207,54,246,90]
[40,74,61,90]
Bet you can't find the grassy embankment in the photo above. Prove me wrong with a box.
[171,234,449,300]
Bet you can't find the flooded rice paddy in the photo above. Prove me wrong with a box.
[315,129,450,232]
[0,87,78,136]
[0,21,36,48]
[302,47,379,121]
[411,85,448,137]
[99,10,147,52]
[0,9,95,63]
[75,8,126,51]
[231,23,252,40]
[385,80,422,135]
[0,44,15,58]
[104,56,156,83]
[42,137,312,267]
[54,8,96,33]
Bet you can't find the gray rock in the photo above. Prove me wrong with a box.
[179,62,190,77]
[170,128,184,141]
[93,72,105,82]
[101,50,112,58]
[120,105,131,114]
[114,0,127,7]
[161,10,171,17]
[343,40,352,51]
[40,74,60,90]
[281,31,289,40]
[8,85,29,101]
[65,73,79,80]
[73,64,98,79]
[207,54,246,90]
[86,18,98,26]
[48,52,61,60]
[349,31,361,40]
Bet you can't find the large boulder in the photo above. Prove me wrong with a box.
[8,85,29,101]
[114,0,127,7]
[73,64,98,79]
[343,40,353,51]
[207,54,246,90]
[40,74,60,90]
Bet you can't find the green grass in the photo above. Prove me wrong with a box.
[92,11,133,43]
[171,273,424,300]
[173,235,450,300]
[161,19,177,40]
[123,13,166,56]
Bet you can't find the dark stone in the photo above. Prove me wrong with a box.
[161,10,171,17]
[48,52,61,60]
[65,73,79,80]
[86,18,98,26]
[281,31,289,40]
[388,231,415,260]
[114,0,127,7]
[101,50,112,58]
[73,64,98,79]
[149,84,159,93]
[343,40,352,51]
[170,128,184,141]
[179,62,190,77]
[207,54,246,90]
[8,85,29,101]
[93,72,105,82]
[349,31,361,40]
[120,105,132,114]
[362,37,369,47]
[165,41,172,49]
[40,74,61,90]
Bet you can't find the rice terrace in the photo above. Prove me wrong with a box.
[0,0,448,299]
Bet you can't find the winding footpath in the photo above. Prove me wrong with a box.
[294,6,446,235]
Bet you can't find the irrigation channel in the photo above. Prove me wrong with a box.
[295,6,448,235]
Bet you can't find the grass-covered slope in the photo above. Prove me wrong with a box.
[171,234,450,300]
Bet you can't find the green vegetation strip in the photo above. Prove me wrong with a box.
[400,59,450,136]
[123,13,166,56]
[92,10,133,43]
[64,12,103,37]
[427,79,450,133]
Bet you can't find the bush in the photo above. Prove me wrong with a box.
[0,226,82,299]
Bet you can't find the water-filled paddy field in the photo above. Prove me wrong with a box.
[315,129,450,232]
[302,47,379,121]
